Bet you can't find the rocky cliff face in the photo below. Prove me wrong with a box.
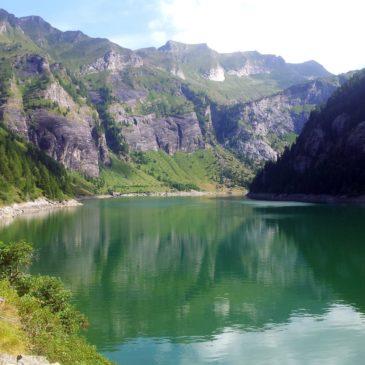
[28,110,101,177]
[250,70,365,196]
[109,104,204,153]
[0,81,28,138]
[211,77,345,166]
[81,50,143,75]
[0,53,109,177]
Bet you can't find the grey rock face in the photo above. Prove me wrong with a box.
[0,54,110,177]
[110,106,205,154]
[29,110,100,177]
[212,78,342,164]
[82,50,143,74]
[0,81,28,139]
[14,54,51,78]
[292,113,365,174]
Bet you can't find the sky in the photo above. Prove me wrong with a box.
[1,0,364,74]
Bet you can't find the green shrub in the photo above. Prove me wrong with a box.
[0,240,33,283]
[0,241,112,365]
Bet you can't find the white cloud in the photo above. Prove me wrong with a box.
[111,31,168,50]
[118,303,365,364]
[151,0,365,74]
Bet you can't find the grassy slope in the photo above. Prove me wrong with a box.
[0,278,111,365]
[97,148,250,194]
[0,283,29,355]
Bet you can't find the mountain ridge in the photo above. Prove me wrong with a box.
[0,7,352,203]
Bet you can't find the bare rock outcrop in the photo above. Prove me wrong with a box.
[212,78,342,164]
[0,81,28,139]
[110,106,205,154]
[0,354,59,365]
[29,110,100,177]
[82,50,143,74]
[0,54,110,177]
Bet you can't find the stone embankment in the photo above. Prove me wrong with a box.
[0,354,59,365]
[0,198,81,219]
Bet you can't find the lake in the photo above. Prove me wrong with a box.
[1,197,365,365]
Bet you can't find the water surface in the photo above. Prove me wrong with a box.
[1,197,365,364]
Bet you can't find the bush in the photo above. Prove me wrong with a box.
[0,241,33,283]
[0,241,112,365]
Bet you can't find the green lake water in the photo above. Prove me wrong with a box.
[1,197,365,364]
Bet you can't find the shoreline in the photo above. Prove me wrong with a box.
[2,190,364,222]
[81,189,245,200]
[0,189,245,221]
[247,193,365,204]
[0,198,82,220]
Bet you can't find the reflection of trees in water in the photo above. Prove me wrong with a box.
[0,204,110,288]
[261,204,365,313]
[2,200,364,349]
[77,201,334,345]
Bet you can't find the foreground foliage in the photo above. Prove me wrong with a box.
[0,241,112,365]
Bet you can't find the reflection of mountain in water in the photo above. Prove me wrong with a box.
[1,198,365,352]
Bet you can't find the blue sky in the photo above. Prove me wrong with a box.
[1,0,364,74]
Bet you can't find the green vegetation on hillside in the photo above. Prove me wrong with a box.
[0,125,72,205]
[291,104,316,115]
[96,87,129,155]
[0,241,112,364]
[97,148,251,194]
[53,67,89,105]
[21,74,63,114]
[0,58,12,104]
[136,91,194,117]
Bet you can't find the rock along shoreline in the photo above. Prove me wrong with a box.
[0,354,59,365]
[86,189,244,200]
[0,198,82,220]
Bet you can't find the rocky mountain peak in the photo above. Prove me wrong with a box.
[0,8,14,20]
[18,14,56,34]
[81,49,143,74]
[0,8,18,29]
[159,40,210,53]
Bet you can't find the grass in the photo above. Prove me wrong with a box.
[100,155,165,194]
[0,244,112,365]
[291,104,316,115]
[97,148,251,194]
[267,131,298,154]
[138,150,220,191]
[0,283,29,355]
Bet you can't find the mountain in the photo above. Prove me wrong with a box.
[211,75,348,168]
[138,40,331,102]
[249,70,365,197]
[0,8,343,202]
